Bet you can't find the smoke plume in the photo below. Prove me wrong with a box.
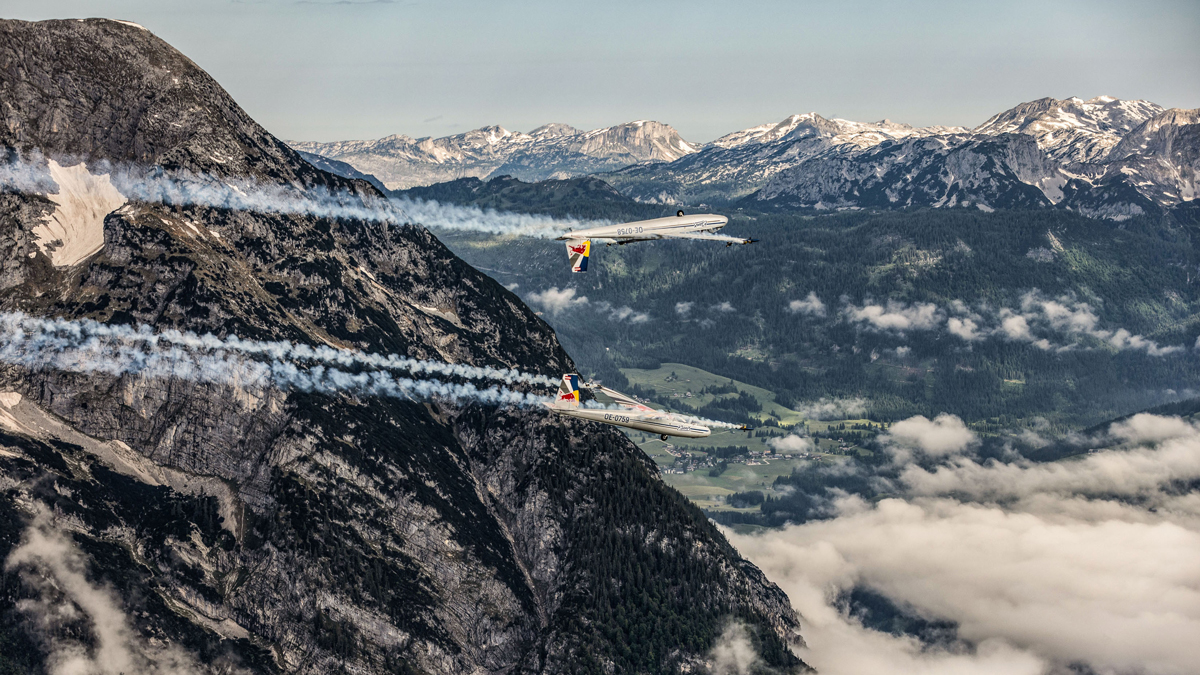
[394,196,609,239]
[0,312,552,408]
[0,151,602,239]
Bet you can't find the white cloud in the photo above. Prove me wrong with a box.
[675,301,694,317]
[901,415,1200,506]
[712,301,736,313]
[769,435,815,453]
[883,414,975,458]
[998,311,1034,342]
[1015,291,1182,356]
[728,494,1200,675]
[594,301,650,324]
[946,317,982,342]
[527,287,588,315]
[726,414,1200,675]
[794,397,868,420]
[844,301,943,333]
[1110,413,1197,445]
[607,305,651,324]
[835,292,1183,356]
[708,621,762,675]
[788,292,827,317]
[6,508,208,675]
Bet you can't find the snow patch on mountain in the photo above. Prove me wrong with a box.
[30,160,127,267]
[973,96,1164,163]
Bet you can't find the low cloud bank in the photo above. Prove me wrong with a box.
[728,413,1200,675]
[527,286,589,315]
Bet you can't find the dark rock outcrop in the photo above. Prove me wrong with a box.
[0,18,804,674]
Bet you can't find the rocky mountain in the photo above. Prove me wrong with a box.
[599,98,1197,219]
[971,96,1164,164]
[0,18,806,674]
[603,113,969,205]
[290,121,697,190]
[294,149,389,193]
[397,174,666,222]
[299,95,1195,220]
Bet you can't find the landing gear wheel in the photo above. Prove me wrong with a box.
[676,210,685,217]
[660,434,670,441]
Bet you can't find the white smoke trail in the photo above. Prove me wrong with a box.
[393,196,610,239]
[0,312,557,388]
[1,150,605,239]
[678,414,745,430]
[0,313,551,408]
[1,149,403,225]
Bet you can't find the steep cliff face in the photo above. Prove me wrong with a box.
[0,18,804,674]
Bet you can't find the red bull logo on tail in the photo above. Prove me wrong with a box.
[565,239,590,273]
[557,373,582,405]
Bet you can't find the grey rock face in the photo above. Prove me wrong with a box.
[0,18,805,674]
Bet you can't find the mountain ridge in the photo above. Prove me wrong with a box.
[0,17,806,674]
[290,119,696,190]
[303,96,1196,219]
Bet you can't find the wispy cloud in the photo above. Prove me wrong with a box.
[6,507,213,675]
[839,291,1183,356]
[787,292,827,317]
[527,287,588,315]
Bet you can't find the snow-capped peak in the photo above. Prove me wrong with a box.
[973,96,1165,163]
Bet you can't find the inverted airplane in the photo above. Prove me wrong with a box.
[545,374,749,440]
[557,211,755,273]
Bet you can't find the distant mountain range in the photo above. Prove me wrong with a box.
[291,120,695,189]
[294,96,1198,220]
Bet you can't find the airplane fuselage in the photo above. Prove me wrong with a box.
[545,404,712,439]
[556,213,729,243]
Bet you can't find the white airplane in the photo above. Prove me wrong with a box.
[544,374,748,440]
[557,210,755,272]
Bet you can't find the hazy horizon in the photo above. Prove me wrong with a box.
[5,1,1199,143]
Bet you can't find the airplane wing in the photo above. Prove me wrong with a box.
[656,232,756,244]
[593,385,657,412]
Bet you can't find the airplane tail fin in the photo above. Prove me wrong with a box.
[565,239,591,273]
[554,374,583,407]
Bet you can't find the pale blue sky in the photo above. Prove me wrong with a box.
[6,0,1199,143]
